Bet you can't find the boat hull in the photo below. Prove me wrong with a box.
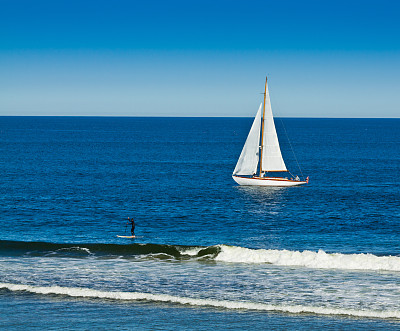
[232,175,307,187]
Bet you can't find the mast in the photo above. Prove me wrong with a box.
[259,76,267,177]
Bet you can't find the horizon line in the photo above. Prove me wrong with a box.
[0,115,399,119]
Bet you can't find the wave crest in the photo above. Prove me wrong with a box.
[0,240,220,260]
[1,283,399,319]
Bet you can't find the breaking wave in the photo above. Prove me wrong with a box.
[1,240,400,271]
[215,245,400,272]
[1,283,399,319]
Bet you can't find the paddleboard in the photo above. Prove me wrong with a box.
[116,235,136,239]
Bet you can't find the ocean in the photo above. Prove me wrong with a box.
[0,116,399,330]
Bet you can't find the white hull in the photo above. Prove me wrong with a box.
[232,175,306,187]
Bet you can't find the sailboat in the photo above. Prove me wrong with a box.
[232,76,308,186]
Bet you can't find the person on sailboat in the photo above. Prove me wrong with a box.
[127,217,135,236]
[295,175,300,181]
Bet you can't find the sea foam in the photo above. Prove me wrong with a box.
[215,245,400,271]
[1,282,399,319]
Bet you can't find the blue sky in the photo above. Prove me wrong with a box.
[0,0,399,117]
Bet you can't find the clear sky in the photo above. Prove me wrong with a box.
[0,0,399,117]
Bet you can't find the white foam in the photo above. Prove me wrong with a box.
[1,282,399,319]
[214,245,400,272]
[178,247,203,256]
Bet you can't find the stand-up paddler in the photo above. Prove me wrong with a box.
[126,217,135,236]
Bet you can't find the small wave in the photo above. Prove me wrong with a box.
[1,283,399,319]
[216,245,400,271]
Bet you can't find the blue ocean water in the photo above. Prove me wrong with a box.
[0,116,399,329]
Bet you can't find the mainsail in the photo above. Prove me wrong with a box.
[260,83,287,172]
[232,104,262,176]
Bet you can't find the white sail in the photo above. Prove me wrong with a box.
[261,83,287,172]
[233,104,262,176]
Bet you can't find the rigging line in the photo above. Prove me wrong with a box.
[270,88,304,179]
[278,116,305,180]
